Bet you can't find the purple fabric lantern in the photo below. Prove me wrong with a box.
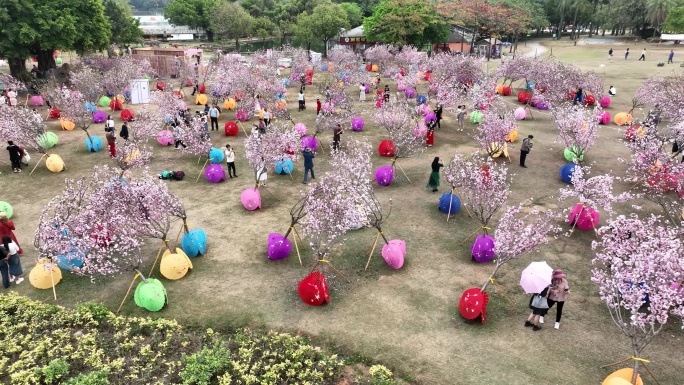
[536,101,549,110]
[93,110,107,123]
[157,130,174,146]
[425,113,436,125]
[405,88,416,98]
[472,234,495,263]
[375,165,394,186]
[351,117,364,131]
[301,135,319,151]
[514,107,527,120]
[530,96,540,107]
[398,84,407,91]
[29,95,44,106]
[600,96,611,108]
[204,164,226,183]
[235,109,249,122]
[597,111,611,125]
[241,187,262,211]
[381,239,406,269]
[294,122,307,136]
[364,84,370,94]
[290,72,300,81]
[267,233,292,260]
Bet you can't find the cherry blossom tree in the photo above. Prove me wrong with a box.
[0,104,50,156]
[559,165,632,217]
[364,45,394,68]
[373,100,425,180]
[0,73,25,94]
[47,85,99,142]
[86,56,155,97]
[244,123,300,189]
[635,73,684,122]
[111,106,164,172]
[427,54,484,112]
[592,214,684,383]
[553,104,599,162]
[475,107,517,159]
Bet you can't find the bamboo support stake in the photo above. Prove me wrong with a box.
[289,228,303,266]
[364,232,381,270]
[116,273,139,314]
[395,161,412,183]
[148,240,168,277]
[195,159,209,183]
[29,154,47,176]
[460,226,482,245]
[50,265,57,301]
[446,188,455,223]
[261,186,281,201]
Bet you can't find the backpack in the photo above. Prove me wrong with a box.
[172,171,185,181]
[159,171,173,180]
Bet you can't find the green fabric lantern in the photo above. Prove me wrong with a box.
[0,201,13,219]
[564,146,585,162]
[134,278,167,312]
[38,132,58,149]
[470,111,483,124]
[55,58,63,65]
[98,96,112,107]
[144,74,151,80]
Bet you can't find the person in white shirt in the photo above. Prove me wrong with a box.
[638,48,646,61]
[262,108,271,126]
[105,116,115,131]
[6,89,16,106]
[224,144,237,178]
[359,83,366,102]
[256,163,268,186]
[298,90,305,111]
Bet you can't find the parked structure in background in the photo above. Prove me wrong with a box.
[134,16,205,41]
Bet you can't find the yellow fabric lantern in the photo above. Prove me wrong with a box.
[195,94,208,105]
[275,99,287,111]
[337,81,344,88]
[60,119,75,131]
[159,248,193,280]
[488,143,509,158]
[125,148,140,164]
[372,64,379,72]
[224,98,236,110]
[45,154,65,172]
[29,260,63,289]
[614,112,632,126]
[496,85,504,95]
[506,129,518,143]
[116,94,125,103]
[602,368,643,385]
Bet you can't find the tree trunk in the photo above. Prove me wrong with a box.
[8,57,30,82]
[481,263,503,292]
[235,38,240,53]
[631,346,641,384]
[206,30,214,42]
[571,6,579,40]
[323,38,329,57]
[36,49,56,73]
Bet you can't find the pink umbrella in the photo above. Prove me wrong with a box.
[381,239,405,269]
[520,261,553,294]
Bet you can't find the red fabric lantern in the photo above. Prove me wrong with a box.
[378,140,396,157]
[224,121,239,136]
[517,91,531,104]
[568,91,575,101]
[90,225,113,248]
[459,288,489,323]
[235,92,245,101]
[120,109,135,122]
[109,99,123,111]
[366,63,372,71]
[400,68,406,76]
[305,75,313,85]
[306,69,314,77]
[584,94,596,106]
[502,86,512,96]
[173,90,182,99]
[198,84,206,94]
[49,108,61,119]
[156,82,166,91]
[185,79,194,87]
[297,272,330,306]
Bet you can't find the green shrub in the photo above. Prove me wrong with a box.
[368,365,395,385]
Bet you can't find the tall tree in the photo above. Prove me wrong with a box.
[210,1,255,51]
[0,0,111,79]
[105,0,143,47]
[339,2,363,26]
[164,0,218,41]
[296,1,350,56]
[364,0,449,46]
[662,4,684,32]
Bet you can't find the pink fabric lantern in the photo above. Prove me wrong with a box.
[514,107,527,120]
[375,165,394,186]
[597,111,611,125]
[405,88,416,98]
[418,104,430,116]
[205,164,226,183]
[472,234,495,263]
[322,102,334,114]
[29,95,44,106]
[294,122,307,136]
[397,83,407,91]
[235,109,249,122]
[351,117,364,131]
[414,122,427,138]
[600,96,611,108]
[93,110,107,123]
[241,187,262,211]
[568,203,600,230]
[267,233,291,260]
[156,130,174,146]
[425,112,436,125]
[381,239,406,269]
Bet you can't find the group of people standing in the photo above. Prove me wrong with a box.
[0,212,24,289]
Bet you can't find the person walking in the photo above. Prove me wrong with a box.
[302,148,315,184]
[525,285,550,331]
[520,135,533,168]
[540,269,570,330]
[668,50,674,64]
[106,126,117,157]
[105,115,115,132]
[456,105,466,130]
[0,212,21,256]
[383,85,390,103]
[316,97,321,115]
[426,119,436,147]
[608,48,613,59]
[209,104,220,131]
[638,48,646,61]
[625,47,630,60]
[224,144,237,178]
[6,141,22,173]
[359,83,366,102]
[173,123,186,149]
[426,157,443,192]
[298,90,305,111]
[333,124,343,151]
[434,104,443,129]
[2,235,23,284]
[262,108,271,127]
[120,121,129,141]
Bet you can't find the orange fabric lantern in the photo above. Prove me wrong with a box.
[496,85,504,95]
[602,368,643,385]
[614,112,632,126]
[224,98,236,110]
[60,119,75,131]
[371,64,379,72]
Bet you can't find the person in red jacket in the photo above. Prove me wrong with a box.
[0,212,22,254]
[316,97,321,115]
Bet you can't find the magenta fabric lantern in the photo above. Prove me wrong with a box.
[471,234,495,263]
[414,122,427,138]
[597,111,611,125]
[418,104,430,116]
[381,239,406,269]
[294,122,307,136]
[425,113,436,125]
[398,83,407,92]
[322,102,334,114]
[405,88,416,98]
[235,109,249,122]
[241,187,262,211]
[375,165,394,186]
[364,84,370,94]
[301,135,319,151]
[351,117,364,131]
[600,96,611,108]
[568,203,600,230]
[29,95,44,106]
[93,110,107,123]
[514,107,527,120]
[157,130,174,146]
[204,164,226,183]
[536,101,549,110]
[267,233,291,260]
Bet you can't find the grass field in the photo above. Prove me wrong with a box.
[2,39,684,384]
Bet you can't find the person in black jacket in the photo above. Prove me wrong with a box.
[302,148,315,184]
[434,104,443,129]
[6,141,22,173]
[120,122,129,141]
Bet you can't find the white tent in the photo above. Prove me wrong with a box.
[130,79,150,104]
[661,34,684,41]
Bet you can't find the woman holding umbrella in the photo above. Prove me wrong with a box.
[525,286,550,331]
[520,261,553,331]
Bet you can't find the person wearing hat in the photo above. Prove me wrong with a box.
[541,269,569,329]
[0,212,21,255]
